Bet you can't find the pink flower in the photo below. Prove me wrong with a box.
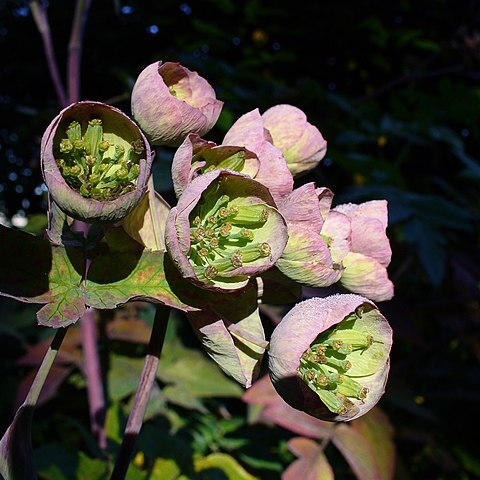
[333,201,394,302]
[165,170,288,291]
[171,133,260,199]
[222,109,294,201]
[268,295,392,422]
[131,61,223,146]
[262,104,327,176]
[41,101,153,224]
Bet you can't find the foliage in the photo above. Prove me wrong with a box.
[1,0,479,479]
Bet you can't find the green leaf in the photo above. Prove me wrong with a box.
[86,237,192,312]
[107,355,145,401]
[157,320,243,409]
[105,400,126,445]
[194,453,259,480]
[151,457,182,480]
[76,452,107,480]
[0,225,86,328]
[0,225,194,328]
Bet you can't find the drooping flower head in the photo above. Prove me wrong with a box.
[171,133,260,199]
[222,109,294,201]
[165,170,288,291]
[131,61,223,147]
[41,101,153,224]
[333,200,394,302]
[268,294,392,422]
[262,104,327,176]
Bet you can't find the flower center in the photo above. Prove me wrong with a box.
[187,191,272,282]
[55,119,144,200]
[297,308,381,416]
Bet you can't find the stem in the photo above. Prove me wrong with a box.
[24,328,68,407]
[73,219,107,451]
[81,307,107,450]
[110,305,170,480]
[0,328,68,479]
[67,0,93,103]
[29,1,68,107]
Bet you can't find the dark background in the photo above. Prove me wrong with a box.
[1,0,480,478]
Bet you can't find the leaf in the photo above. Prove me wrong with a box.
[86,237,193,312]
[194,453,259,480]
[157,322,243,408]
[0,225,86,328]
[332,408,395,480]
[243,376,334,439]
[0,406,36,480]
[188,307,266,389]
[150,457,182,480]
[75,452,107,480]
[283,437,334,480]
[107,355,145,401]
[105,400,126,445]
[121,177,170,252]
[0,225,195,328]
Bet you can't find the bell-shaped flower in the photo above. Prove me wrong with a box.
[333,201,394,302]
[262,104,327,176]
[268,294,392,422]
[165,169,288,291]
[41,101,153,224]
[222,109,294,201]
[171,133,260,199]
[131,61,223,146]
[275,183,346,287]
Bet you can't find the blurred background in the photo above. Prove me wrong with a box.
[0,0,479,478]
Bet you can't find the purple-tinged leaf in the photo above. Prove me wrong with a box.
[283,437,334,480]
[243,376,334,439]
[332,408,395,480]
[86,245,194,312]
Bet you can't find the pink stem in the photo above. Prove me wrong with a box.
[29,1,68,107]
[73,220,107,451]
[81,308,107,450]
[67,0,93,103]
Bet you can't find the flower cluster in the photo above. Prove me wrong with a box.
[40,60,395,422]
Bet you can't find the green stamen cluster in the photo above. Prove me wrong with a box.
[198,151,247,175]
[56,119,144,200]
[298,311,378,416]
[188,190,271,282]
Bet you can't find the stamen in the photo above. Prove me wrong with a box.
[228,205,269,226]
[204,266,218,279]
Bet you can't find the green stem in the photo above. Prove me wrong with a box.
[24,328,68,407]
[110,305,170,480]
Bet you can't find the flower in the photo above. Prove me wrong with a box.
[262,104,327,176]
[268,294,392,422]
[41,101,153,224]
[171,133,260,199]
[165,170,288,291]
[131,61,223,146]
[222,109,294,201]
[275,183,345,287]
[333,201,394,302]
